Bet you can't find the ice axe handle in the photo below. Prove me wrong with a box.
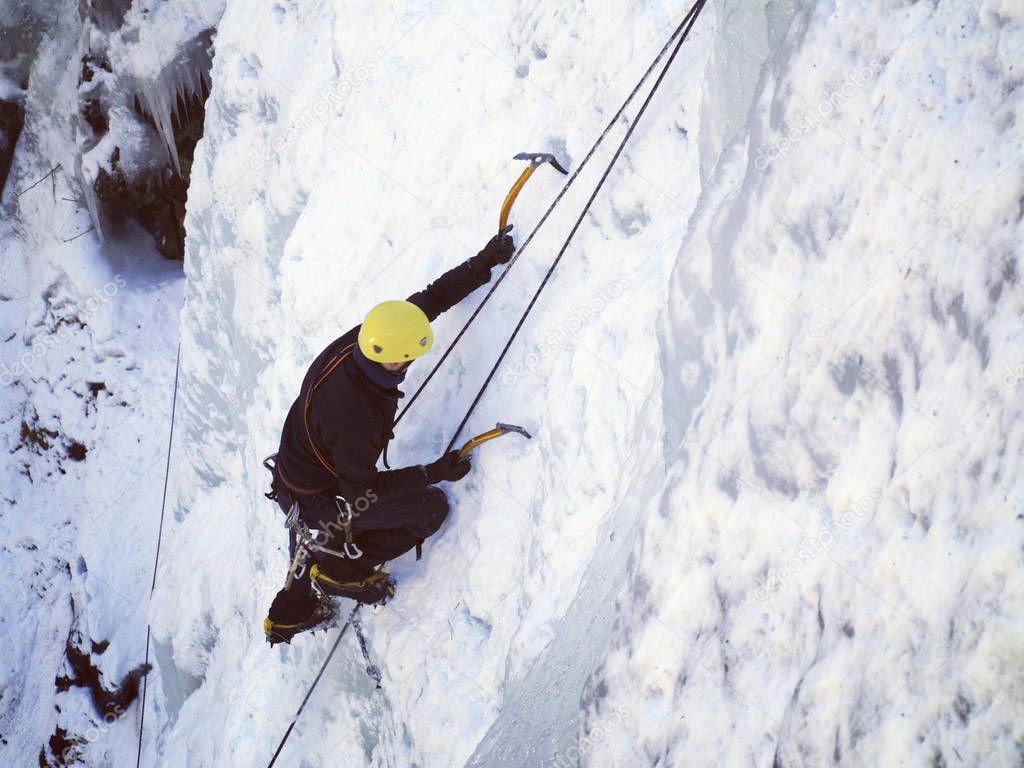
[498,152,568,232]
[498,166,536,232]
[457,423,532,459]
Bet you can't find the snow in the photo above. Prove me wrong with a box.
[592,2,1024,765]
[2,1,1023,767]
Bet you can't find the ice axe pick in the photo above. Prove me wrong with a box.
[498,152,569,232]
[458,422,532,460]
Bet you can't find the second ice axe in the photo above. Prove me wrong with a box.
[458,422,532,460]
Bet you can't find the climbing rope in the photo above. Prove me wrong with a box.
[264,4,708,762]
[446,0,708,450]
[393,0,703,432]
[266,604,362,768]
[136,343,182,768]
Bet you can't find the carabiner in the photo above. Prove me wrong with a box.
[284,500,300,530]
[343,541,363,559]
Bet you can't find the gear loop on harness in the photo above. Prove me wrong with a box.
[279,491,368,588]
[269,451,366,564]
[282,495,366,565]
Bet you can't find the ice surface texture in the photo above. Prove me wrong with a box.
[157,1,1024,765]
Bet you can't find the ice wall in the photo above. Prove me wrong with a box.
[137,1,1023,767]
[464,2,799,764]
[146,1,712,765]
[586,1,1024,766]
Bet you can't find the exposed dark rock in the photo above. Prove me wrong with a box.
[39,727,85,767]
[55,631,151,720]
[20,419,59,453]
[89,0,132,33]
[79,53,111,85]
[93,157,188,261]
[80,99,107,137]
[0,98,25,195]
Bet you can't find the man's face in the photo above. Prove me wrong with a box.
[381,361,411,372]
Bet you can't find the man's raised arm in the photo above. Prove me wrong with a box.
[406,227,514,321]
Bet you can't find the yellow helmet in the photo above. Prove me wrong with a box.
[358,300,434,363]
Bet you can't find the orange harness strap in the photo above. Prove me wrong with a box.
[303,343,356,477]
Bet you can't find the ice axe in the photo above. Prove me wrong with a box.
[498,152,569,232]
[458,422,532,460]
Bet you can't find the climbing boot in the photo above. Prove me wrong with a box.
[310,564,395,606]
[264,592,336,646]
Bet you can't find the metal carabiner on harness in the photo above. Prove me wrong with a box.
[333,497,363,560]
[284,500,300,530]
[343,541,363,559]
[283,501,309,589]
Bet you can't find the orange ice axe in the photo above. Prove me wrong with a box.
[498,152,568,232]
[458,422,532,460]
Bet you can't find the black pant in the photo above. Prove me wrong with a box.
[268,479,449,622]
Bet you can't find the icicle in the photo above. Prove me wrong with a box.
[137,64,182,173]
[132,34,213,174]
[79,160,106,242]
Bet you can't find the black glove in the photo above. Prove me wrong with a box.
[424,450,472,484]
[469,225,515,278]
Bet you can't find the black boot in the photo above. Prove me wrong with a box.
[310,564,395,606]
[264,585,336,645]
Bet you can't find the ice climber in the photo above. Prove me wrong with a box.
[263,227,515,644]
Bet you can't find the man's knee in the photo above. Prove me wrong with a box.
[413,487,450,538]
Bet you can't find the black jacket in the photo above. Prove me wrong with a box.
[275,256,490,521]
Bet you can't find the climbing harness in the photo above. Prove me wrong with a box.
[264,3,708,763]
[284,502,363,583]
[263,453,364,591]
